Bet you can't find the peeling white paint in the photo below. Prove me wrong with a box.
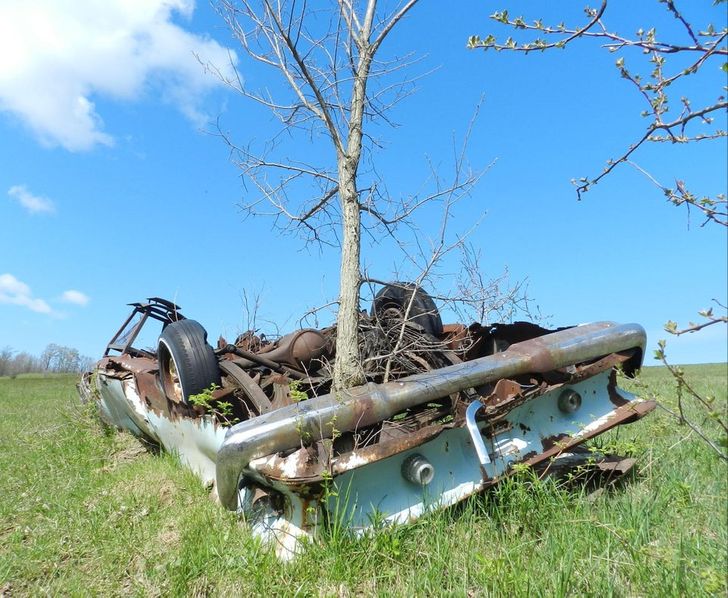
[335,452,369,470]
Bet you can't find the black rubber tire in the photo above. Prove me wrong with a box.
[158,320,221,404]
[371,282,443,338]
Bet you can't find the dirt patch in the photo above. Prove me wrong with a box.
[156,479,177,507]
[101,433,149,473]
[157,526,181,550]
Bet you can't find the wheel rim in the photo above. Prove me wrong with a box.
[160,341,184,403]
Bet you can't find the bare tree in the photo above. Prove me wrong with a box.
[40,343,61,371]
[9,352,38,376]
[0,346,14,377]
[0,344,93,377]
[210,0,488,390]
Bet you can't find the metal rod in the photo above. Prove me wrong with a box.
[220,345,306,379]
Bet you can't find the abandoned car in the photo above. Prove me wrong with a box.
[79,287,655,558]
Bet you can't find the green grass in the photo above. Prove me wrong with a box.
[1,366,726,597]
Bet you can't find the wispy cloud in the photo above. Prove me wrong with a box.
[8,184,56,215]
[0,0,237,151]
[61,289,90,307]
[0,273,53,314]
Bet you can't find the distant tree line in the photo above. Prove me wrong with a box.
[0,344,94,377]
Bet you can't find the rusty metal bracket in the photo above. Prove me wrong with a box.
[465,400,491,467]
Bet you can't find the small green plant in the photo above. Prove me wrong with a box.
[188,383,238,425]
[509,462,531,475]
[288,380,308,402]
[294,417,312,444]
[327,414,340,442]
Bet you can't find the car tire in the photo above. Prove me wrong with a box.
[158,320,221,404]
[371,282,443,338]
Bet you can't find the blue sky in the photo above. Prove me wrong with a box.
[1,0,726,365]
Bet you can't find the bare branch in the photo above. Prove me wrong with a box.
[575,101,728,211]
[664,0,699,46]
[371,0,420,54]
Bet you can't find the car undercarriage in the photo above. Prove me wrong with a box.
[79,287,655,559]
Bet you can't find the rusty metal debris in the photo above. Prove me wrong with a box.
[80,286,655,559]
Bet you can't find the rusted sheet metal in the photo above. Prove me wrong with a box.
[533,450,637,484]
[216,321,647,510]
[442,323,468,352]
[133,366,171,417]
[218,361,273,414]
[251,384,655,486]
[521,400,656,470]
[330,428,445,476]
[320,373,654,535]
[569,351,633,383]
[607,370,631,407]
[485,378,522,408]
[250,446,323,483]
[597,456,637,476]
[96,371,226,484]
[251,424,448,482]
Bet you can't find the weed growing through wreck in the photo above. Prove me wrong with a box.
[188,383,238,425]
[85,371,102,403]
[328,414,341,443]
[288,380,308,402]
[318,471,357,549]
[294,417,313,446]
[1,366,726,595]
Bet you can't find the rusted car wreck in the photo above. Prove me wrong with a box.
[80,287,655,558]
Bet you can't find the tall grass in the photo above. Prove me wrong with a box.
[1,366,725,596]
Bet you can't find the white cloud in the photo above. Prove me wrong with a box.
[0,0,237,151]
[61,290,90,307]
[8,184,56,215]
[0,273,53,314]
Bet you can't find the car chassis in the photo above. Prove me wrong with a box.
[80,292,655,559]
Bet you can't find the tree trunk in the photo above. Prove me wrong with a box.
[332,35,375,390]
[332,160,365,390]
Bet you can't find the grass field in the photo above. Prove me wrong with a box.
[1,365,726,596]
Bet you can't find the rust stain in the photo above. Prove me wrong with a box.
[571,351,633,382]
[134,370,169,418]
[607,370,630,407]
[488,378,522,407]
[541,433,571,452]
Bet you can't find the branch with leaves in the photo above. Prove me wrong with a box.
[471,0,727,460]
[664,300,728,336]
[650,301,728,460]
[468,0,727,226]
[654,329,727,461]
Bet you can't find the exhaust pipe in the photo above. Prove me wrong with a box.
[216,321,645,510]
